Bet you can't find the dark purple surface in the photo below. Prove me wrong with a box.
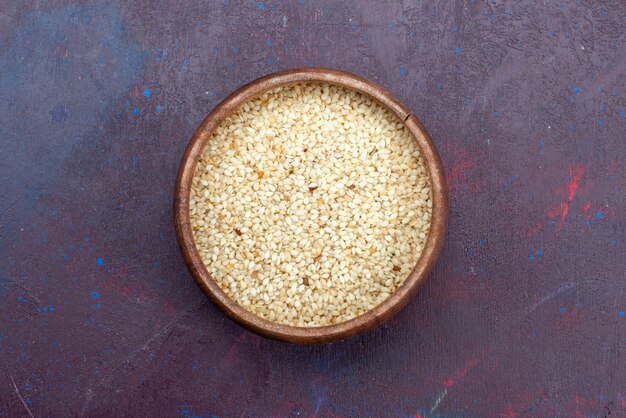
[1,1,625,417]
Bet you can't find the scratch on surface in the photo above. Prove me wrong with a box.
[430,388,448,413]
[80,389,93,418]
[9,369,35,418]
[513,281,592,325]
[582,43,626,98]
[0,196,21,217]
[80,298,208,415]
[10,279,42,303]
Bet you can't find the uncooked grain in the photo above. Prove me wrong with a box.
[189,82,432,327]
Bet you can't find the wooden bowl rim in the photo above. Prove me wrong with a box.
[174,68,448,343]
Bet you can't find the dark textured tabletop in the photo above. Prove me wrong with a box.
[1,1,625,417]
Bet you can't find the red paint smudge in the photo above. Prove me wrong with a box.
[554,309,585,333]
[574,394,585,418]
[525,223,543,237]
[546,202,566,219]
[163,300,179,316]
[559,202,570,225]
[448,158,479,192]
[435,277,476,308]
[545,164,585,229]
[103,265,156,303]
[442,144,480,193]
[500,409,520,418]
[499,391,536,418]
[567,165,585,201]
[225,332,262,363]
[514,222,543,238]
[443,357,480,388]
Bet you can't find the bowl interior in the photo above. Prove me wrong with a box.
[174,68,448,343]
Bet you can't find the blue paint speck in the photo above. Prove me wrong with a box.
[267,39,272,46]
[529,254,534,261]
[96,258,103,266]
[573,87,580,94]
[620,111,625,117]
[133,107,139,115]
[464,98,472,104]
[155,105,161,112]
[90,291,100,300]
[143,89,151,97]
[597,121,604,127]
[350,23,358,30]
[596,212,603,218]
[18,296,28,303]
[256,2,265,10]
[619,311,625,317]
[455,46,462,55]
[587,219,592,225]
[539,140,545,148]
[156,56,161,62]
[191,360,199,370]
[95,303,101,309]
[399,68,406,76]
[559,307,566,313]
[536,249,543,255]
[131,155,138,162]
[49,306,55,313]
[479,239,485,246]
[97,56,104,63]
[182,59,189,66]
[298,0,304,3]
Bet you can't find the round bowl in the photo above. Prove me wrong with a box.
[174,68,447,343]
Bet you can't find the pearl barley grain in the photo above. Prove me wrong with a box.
[190,83,432,327]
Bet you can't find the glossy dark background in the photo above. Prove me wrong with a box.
[1,1,624,417]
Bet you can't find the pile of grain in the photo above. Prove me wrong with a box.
[190,83,432,327]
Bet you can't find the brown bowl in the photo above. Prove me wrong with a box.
[174,68,448,343]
